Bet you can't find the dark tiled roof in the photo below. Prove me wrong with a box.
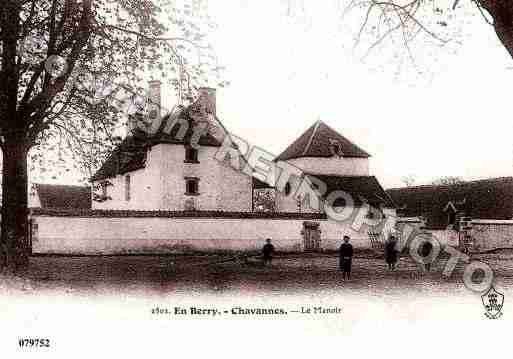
[91,109,221,181]
[252,177,273,189]
[386,177,513,229]
[275,121,370,161]
[305,174,395,208]
[151,110,221,147]
[35,184,91,209]
[91,135,149,181]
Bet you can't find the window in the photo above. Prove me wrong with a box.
[185,146,199,163]
[296,196,302,211]
[366,206,384,219]
[185,177,199,195]
[93,180,112,203]
[125,175,131,201]
[184,198,196,211]
[101,181,108,197]
[284,182,292,196]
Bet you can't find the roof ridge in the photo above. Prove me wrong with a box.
[307,174,377,179]
[35,183,90,188]
[302,120,322,156]
[275,120,370,161]
[386,176,513,191]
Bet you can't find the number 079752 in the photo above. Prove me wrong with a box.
[18,338,51,348]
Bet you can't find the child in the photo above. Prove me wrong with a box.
[262,238,275,266]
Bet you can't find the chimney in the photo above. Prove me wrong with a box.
[147,80,162,120]
[191,87,224,142]
[198,87,216,116]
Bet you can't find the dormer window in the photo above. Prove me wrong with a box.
[447,207,456,226]
[185,146,199,163]
[444,201,458,227]
[284,182,292,196]
[328,139,344,157]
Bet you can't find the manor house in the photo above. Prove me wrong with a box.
[29,83,396,254]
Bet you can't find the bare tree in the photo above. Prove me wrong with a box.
[401,174,416,187]
[349,1,513,61]
[431,176,465,185]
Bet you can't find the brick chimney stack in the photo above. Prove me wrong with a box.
[148,80,162,120]
[191,87,225,142]
[198,87,216,116]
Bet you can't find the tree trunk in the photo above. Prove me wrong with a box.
[493,18,513,60]
[0,136,30,272]
[478,0,513,59]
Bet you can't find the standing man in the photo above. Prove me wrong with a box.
[339,235,354,280]
[385,235,399,270]
[420,240,433,272]
[262,238,275,266]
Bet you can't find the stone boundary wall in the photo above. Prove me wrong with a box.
[30,209,395,255]
[395,219,458,248]
[471,219,513,252]
[395,217,513,252]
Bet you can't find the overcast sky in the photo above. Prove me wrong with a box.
[30,1,512,188]
[162,0,513,189]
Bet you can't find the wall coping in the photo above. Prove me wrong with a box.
[30,208,329,220]
[471,219,513,225]
[396,217,422,223]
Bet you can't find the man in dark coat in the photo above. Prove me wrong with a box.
[420,240,433,271]
[262,238,275,266]
[385,235,399,270]
[339,235,353,280]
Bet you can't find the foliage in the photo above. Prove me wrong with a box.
[431,176,465,185]
[253,189,277,212]
[347,0,513,67]
[0,0,223,269]
[283,1,513,80]
[2,0,224,183]
[401,174,416,187]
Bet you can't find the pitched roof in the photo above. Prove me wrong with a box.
[91,108,221,181]
[91,135,148,181]
[305,174,395,208]
[386,177,513,229]
[275,121,370,161]
[151,109,221,147]
[35,184,91,209]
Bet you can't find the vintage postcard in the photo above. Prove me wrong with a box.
[0,0,511,357]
